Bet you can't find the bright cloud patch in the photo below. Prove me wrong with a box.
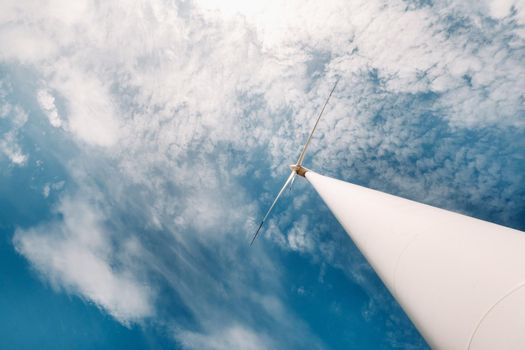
[177,325,270,350]
[0,82,29,166]
[13,197,153,324]
[0,132,27,165]
[37,89,62,128]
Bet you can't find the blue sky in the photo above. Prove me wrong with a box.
[1,0,524,349]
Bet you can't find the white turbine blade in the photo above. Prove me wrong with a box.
[288,172,297,192]
[296,77,340,166]
[250,171,296,246]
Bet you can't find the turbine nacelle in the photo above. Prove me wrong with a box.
[289,164,309,177]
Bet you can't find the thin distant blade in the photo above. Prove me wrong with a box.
[250,171,296,246]
[288,173,296,192]
[296,78,340,166]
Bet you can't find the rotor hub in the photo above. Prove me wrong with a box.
[289,164,309,177]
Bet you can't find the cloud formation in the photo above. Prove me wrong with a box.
[14,197,154,324]
[0,79,29,165]
[1,0,524,349]
[37,89,62,128]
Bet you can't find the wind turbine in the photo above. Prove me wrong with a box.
[250,77,525,350]
[250,78,339,246]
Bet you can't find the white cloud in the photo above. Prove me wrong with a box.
[269,214,314,253]
[483,0,525,25]
[49,65,121,147]
[0,82,29,165]
[177,325,270,350]
[37,89,62,128]
[42,180,65,198]
[42,183,51,197]
[0,133,28,165]
[0,25,58,63]
[13,197,154,324]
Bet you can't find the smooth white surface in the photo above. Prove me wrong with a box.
[306,171,525,350]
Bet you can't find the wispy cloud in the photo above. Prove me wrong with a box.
[37,89,62,128]
[0,79,29,166]
[13,196,154,324]
[177,324,271,350]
